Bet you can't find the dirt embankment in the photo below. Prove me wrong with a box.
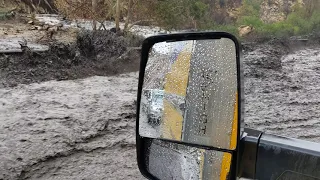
[0,30,143,88]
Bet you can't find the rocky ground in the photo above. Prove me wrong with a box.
[0,17,320,179]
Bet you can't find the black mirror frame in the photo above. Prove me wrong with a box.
[136,32,243,180]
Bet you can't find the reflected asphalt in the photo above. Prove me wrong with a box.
[183,39,237,149]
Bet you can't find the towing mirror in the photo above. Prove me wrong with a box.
[136,32,242,180]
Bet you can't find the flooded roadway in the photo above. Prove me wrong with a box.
[245,47,320,142]
[0,43,320,179]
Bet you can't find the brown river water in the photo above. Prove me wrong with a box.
[0,40,320,179]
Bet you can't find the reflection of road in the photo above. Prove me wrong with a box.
[147,139,230,180]
[143,55,170,89]
[139,108,161,138]
[140,39,236,179]
[139,90,161,138]
[140,42,192,139]
[164,93,185,114]
[162,41,194,140]
[142,39,238,147]
[180,39,237,180]
[148,140,200,180]
[183,39,237,149]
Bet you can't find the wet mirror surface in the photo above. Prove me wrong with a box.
[139,38,238,149]
[144,139,232,180]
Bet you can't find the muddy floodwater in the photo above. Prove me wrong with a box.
[244,46,320,142]
[0,40,320,179]
[0,73,143,180]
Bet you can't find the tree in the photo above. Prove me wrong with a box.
[153,0,210,30]
[115,0,120,31]
[283,0,290,18]
[92,0,98,30]
[54,0,213,31]
[124,0,132,30]
[304,0,320,17]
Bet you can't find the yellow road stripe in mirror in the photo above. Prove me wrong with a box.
[199,149,205,180]
[219,92,238,179]
[230,92,238,150]
[163,42,193,96]
[162,100,183,140]
[162,41,193,140]
[220,153,232,180]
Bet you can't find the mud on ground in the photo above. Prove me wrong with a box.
[0,17,78,44]
[0,30,143,88]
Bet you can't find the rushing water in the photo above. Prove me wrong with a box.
[245,47,320,142]
[1,46,319,179]
[1,14,320,179]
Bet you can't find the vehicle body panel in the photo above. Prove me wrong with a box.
[256,134,320,180]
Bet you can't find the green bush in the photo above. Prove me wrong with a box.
[214,24,238,36]
[238,16,263,27]
[151,0,320,39]
[234,2,320,39]
[309,11,320,32]
[238,0,262,17]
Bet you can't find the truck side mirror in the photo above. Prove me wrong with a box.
[136,32,242,180]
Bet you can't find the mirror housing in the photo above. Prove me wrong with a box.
[136,32,243,180]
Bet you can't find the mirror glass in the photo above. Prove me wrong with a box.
[144,139,233,180]
[139,38,238,149]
